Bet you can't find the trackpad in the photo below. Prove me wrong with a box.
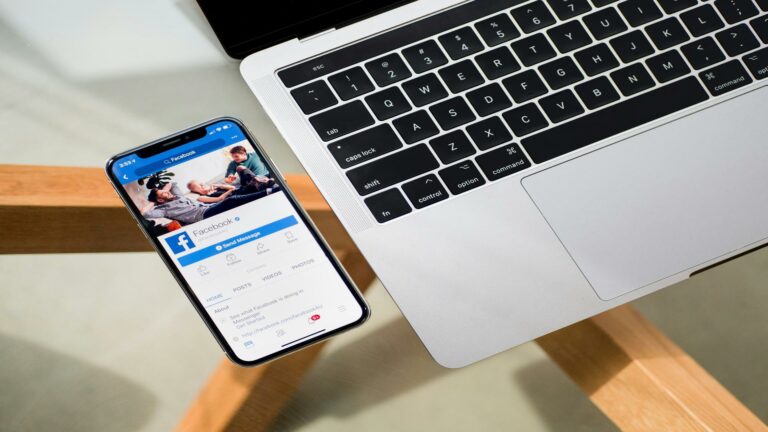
[522,87,768,300]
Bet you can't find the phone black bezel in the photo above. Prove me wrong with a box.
[105,117,370,367]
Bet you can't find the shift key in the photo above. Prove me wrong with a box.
[346,144,440,195]
[309,100,375,141]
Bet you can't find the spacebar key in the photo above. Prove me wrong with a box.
[521,77,709,164]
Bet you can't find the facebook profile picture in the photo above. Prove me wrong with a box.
[165,232,196,254]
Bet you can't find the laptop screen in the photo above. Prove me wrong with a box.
[197,0,416,59]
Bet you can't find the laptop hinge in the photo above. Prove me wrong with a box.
[299,27,337,42]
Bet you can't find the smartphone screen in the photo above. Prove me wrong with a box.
[108,119,368,364]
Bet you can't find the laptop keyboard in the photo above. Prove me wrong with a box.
[279,0,768,223]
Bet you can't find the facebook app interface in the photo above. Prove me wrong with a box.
[114,121,364,361]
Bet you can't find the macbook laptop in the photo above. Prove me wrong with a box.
[198,0,768,367]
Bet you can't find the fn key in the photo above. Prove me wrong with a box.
[364,189,412,223]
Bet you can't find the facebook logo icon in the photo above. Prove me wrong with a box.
[165,232,196,254]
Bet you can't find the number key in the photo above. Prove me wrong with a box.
[365,53,412,87]
[438,27,484,60]
[328,67,374,100]
[511,1,557,33]
[402,40,448,74]
[474,14,521,46]
[546,0,592,20]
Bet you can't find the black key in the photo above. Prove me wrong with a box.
[539,89,586,122]
[521,77,709,163]
[618,0,663,27]
[592,0,620,7]
[328,124,403,169]
[364,189,412,223]
[402,175,450,209]
[610,30,655,62]
[539,57,585,89]
[475,47,522,80]
[575,76,621,109]
[646,17,691,50]
[715,0,759,24]
[328,67,375,101]
[429,130,477,164]
[751,15,768,42]
[438,161,486,195]
[511,1,557,33]
[502,103,550,136]
[699,60,754,95]
[291,80,337,115]
[758,0,768,10]
[681,37,726,69]
[393,110,440,144]
[610,62,656,96]
[657,0,698,14]
[645,50,691,82]
[466,116,514,150]
[743,47,768,80]
[474,14,521,46]
[511,33,557,66]
[402,40,448,74]
[365,53,412,87]
[402,73,449,107]
[547,20,593,53]
[574,43,620,75]
[438,60,485,93]
[309,100,375,141]
[466,83,513,117]
[716,24,761,56]
[365,87,412,120]
[438,27,484,60]
[546,0,592,20]
[584,7,629,40]
[475,143,532,180]
[502,70,549,102]
[429,97,477,130]
[346,144,439,195]
[680,5,726,37]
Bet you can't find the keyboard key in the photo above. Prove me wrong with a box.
[429,130,477,164]
[291,80,337,115]
[584,7,629,40]
[346,144,439,195]
[592,0,620,7]
[328,67,375,101]
[402,73,449,107]
[521,77,709,163]
[466,116,514,150]
[364,189,412,223]
[539,57,585,89]
[309,100,374,141]
[511,1,557,33]
[575,76,621,109]
[743,47,768,80]
[751,15,768,42]
[438,27,484,60]
[645,50,691,82]
[716,24,760,56]
[438,60,485,93]
[502,70,549,102]
[699,60,754,95]
[511,33,557,66]
[547,20,593,53]
[546,0,592,20]
[502,103,550,136]
[657,0,698,14]
[429,97,476,130]
[402,175,450,209]
[474,14,521,46]
[438,161,486,195]
[574,43,620,75]
[680,5,726,37]
[610,62,656,96]
[393,110,440,144]
[466,83,513,116]
[402,40,448,74]
[328,124,403,169]
[646,17,691,50]
[475,47,522,80]
[365,87,412,120]
[610,30,655,62]
[365,53,412,87]
[681,37,726,69]
[618,0,663,27]
[475,143,532,180]
[539,89,586,122]
[757,0,768,10]
[715,0,759,24]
